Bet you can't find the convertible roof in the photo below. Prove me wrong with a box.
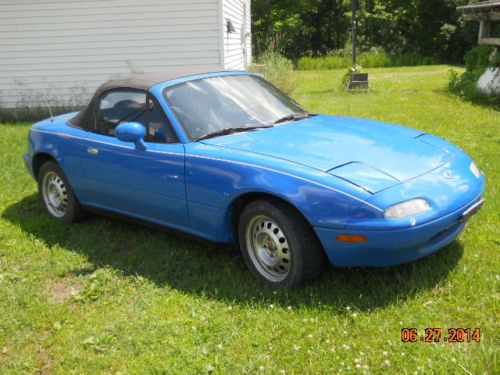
[97,68,230,91]
[67,68,234,129]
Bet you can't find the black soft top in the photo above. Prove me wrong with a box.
[68,68,232,129]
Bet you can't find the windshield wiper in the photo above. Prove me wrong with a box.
[196,124,274,141]
[273,112,316,125]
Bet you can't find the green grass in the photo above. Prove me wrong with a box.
[296,52,440,70]
[0,65,498,374]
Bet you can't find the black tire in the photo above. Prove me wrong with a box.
[38,160,87,223]
[238,199,325,287]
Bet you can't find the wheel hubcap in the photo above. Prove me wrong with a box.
[246,215,291,282]
[42,172,68,218]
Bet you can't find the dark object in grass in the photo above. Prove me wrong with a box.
[348,72,369,90]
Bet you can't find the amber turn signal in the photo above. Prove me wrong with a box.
[336,234,367,243]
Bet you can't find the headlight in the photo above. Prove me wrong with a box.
[384,199,430,219]
[470,161,480,178]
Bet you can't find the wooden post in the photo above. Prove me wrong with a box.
[478,20,491,44]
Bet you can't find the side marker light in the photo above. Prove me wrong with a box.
[336,234,367,243]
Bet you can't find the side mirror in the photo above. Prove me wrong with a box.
[115,122,146,150]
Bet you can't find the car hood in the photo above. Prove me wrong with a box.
[202,115,456,193]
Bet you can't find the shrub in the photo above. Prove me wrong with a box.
[449,68,481,99]
[464,45,499,72]
[250,50,296,94]
[448,46,500,109]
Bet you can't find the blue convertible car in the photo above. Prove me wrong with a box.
[24,69,484,287]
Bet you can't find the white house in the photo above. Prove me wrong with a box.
[0,0,252,109]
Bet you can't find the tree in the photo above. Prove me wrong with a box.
[252,0,478,63]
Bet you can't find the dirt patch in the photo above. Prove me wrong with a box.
[37,348,55,375]
[35,330,55,375]
[46,279,81,304]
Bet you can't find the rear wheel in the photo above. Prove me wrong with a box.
[38,161,86,222]
[238,199,325,287]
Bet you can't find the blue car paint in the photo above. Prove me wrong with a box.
[202,115,453,182]
[183,141,378,239]
[327,162,399,194]
[351,151,484,230]
[115,122,147,150]
[25,71,485,267]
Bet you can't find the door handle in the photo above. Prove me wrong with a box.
[87,147,99,155]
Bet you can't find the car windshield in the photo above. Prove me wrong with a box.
[163,74,308,140]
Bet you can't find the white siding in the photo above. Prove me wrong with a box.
[222,0,251,70]
[0,0,222,108]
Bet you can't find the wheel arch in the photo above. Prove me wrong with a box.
[228,191,317,244]
[32,152,57,181]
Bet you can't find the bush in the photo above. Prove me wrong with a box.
[448,46,500,109]
[449,68,482,99]
[464,45,499,72]
[296,51,440,70]
[448,68,499,108]
[249,35,296,94]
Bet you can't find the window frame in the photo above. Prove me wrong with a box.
[93,87,179,144]
[143,93,179,144]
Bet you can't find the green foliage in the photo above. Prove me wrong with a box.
[448,46,500,109]
[464,45,499,72]
[250,44,296,93]
[0,66,498,373]
[252,0,477,63]
[297,51,439,70]
[341,64,363,90]
[448,69,500,109]
[72,268,121,303]
[297,55,347,70]
[252,0,350,58]
[448,68,479,98]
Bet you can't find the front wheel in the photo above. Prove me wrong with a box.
[38,161,86,223]
[238,200,325,287]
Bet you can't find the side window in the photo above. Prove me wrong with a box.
[96,90,147,136]
[143,96,177,144]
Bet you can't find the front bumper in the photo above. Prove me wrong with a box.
[315,193,483,267]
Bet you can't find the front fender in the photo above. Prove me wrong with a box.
[184,143,380,241]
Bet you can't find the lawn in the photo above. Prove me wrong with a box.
[0,65,498,374]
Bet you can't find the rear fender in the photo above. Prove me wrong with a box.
[30,120,91,202]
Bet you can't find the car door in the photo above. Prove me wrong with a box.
[80,89,189,229]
